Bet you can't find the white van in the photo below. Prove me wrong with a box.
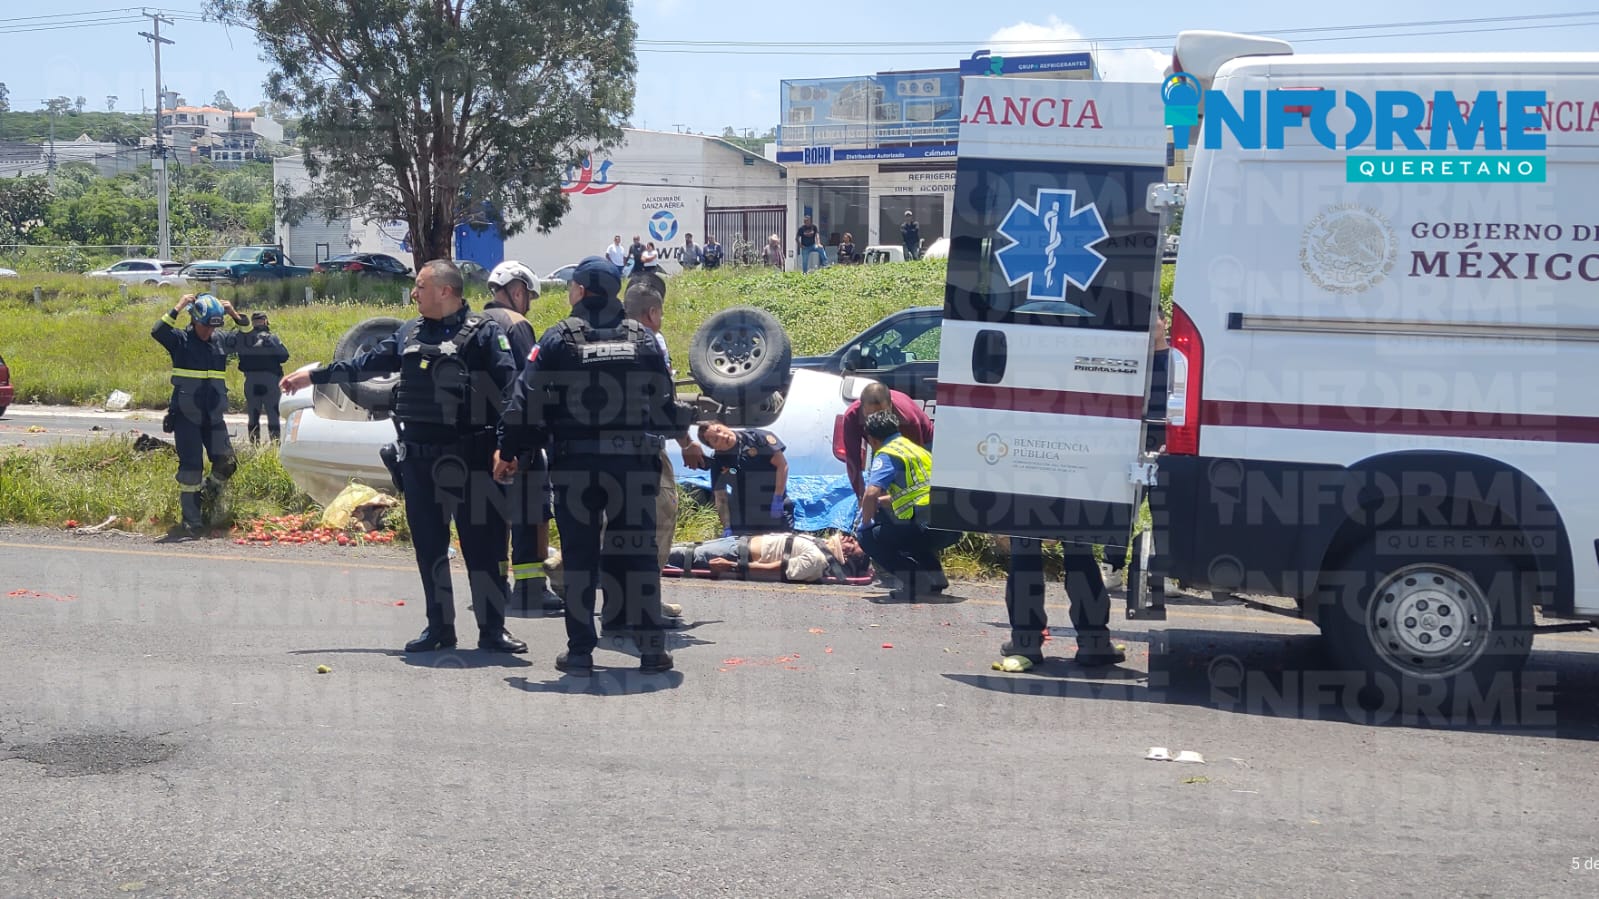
[933,31,1599,699]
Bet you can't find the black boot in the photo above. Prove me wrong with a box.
[1001,631,1046,665]
[556,651,594,676]
[637,631,674,673]
[1073,632,1126,667]
[477,629,528,653]
[405,627,457,653]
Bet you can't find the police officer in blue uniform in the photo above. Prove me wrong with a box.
[698,422,794,536]
[281,260,527,654]
[496,256,692,675]
[151,293,244,540]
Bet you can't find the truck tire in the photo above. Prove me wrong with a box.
[1316,534,1534,710]
[334,316,406,412]
[689,307,791,407]
[718,389,785,429]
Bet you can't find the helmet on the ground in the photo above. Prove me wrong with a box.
[571,256,622,300]
[191,294,226,327]
[487,260,540,297]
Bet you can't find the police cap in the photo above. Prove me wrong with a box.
[571,256,622,301]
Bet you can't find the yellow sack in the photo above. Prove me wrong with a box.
[320,483,384,530]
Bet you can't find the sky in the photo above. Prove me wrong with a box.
[3,1,1599,135]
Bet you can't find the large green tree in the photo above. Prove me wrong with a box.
[0,175,52,243]
[207,0,637,267]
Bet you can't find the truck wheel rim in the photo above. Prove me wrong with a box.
[708,325,767,376]
[1368,563,1490,678]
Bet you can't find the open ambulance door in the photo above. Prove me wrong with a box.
[928,77,1168,600]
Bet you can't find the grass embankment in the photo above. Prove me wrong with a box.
[0,433,731,550]
[0,261,958,409]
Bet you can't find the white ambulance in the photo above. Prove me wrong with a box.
[932,31,1599,699]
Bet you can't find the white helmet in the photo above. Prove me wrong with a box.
[487,260,540,297]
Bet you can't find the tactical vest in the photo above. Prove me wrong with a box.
[391,314,489,431]
[875,436,933,520]
[548,316,672,438]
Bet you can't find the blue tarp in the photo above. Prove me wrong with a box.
[675,470,860,532]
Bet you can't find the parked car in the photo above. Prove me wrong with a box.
[791,306,944,403]
[545,262,580,283]
[312,253,414,281]
[0,351,13,417]
[0,268,16,278]
[184,246,313,284]
[85,258,187,287]
[454,259,489,284]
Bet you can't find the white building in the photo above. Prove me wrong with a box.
[278,129,789,273]
[774,52,1101,268]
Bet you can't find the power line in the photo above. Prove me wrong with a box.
[633,10,1599,48]
[635,20,1599,56]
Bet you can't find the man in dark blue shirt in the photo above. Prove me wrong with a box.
[699,422,793,536]
[901,210,922,261]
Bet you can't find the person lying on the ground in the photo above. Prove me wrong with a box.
[665,532,871,583]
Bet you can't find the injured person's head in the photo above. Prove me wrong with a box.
[825,533,872,578]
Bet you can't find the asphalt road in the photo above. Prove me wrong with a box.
[0,405,249,451]
[3,526,1599,897]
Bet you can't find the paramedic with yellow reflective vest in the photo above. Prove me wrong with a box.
[151,293,244,540]
[854,410,958,602]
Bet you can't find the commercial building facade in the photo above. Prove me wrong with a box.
[274,129,787,273]
[774,52,1102,269]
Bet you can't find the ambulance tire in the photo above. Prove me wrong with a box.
[335,316,406,412]
[1317,535,1533,713]
[689,307,791,407]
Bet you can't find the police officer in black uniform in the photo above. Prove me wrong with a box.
[281,259,527,654]
[496,256,692,675]
[152,293,244,540]
[235,311,291,444]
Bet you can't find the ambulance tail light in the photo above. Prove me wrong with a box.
[1165,302,1204,456]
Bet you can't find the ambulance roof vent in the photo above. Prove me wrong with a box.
[1167,30,1294,90]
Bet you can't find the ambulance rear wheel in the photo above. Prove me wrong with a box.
[1318,536,1533,709]
[335,316,406,412]
[689,307,791,407]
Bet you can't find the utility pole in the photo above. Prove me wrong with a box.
[44,101,57,191]
[140,11,174,260]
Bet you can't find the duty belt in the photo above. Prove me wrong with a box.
[394,429,494,460]
[554,433,665,456]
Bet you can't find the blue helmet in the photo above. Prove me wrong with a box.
[191,294,226,327]
[571,256,622,301]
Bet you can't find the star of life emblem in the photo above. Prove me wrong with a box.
[993,188,1110,301]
